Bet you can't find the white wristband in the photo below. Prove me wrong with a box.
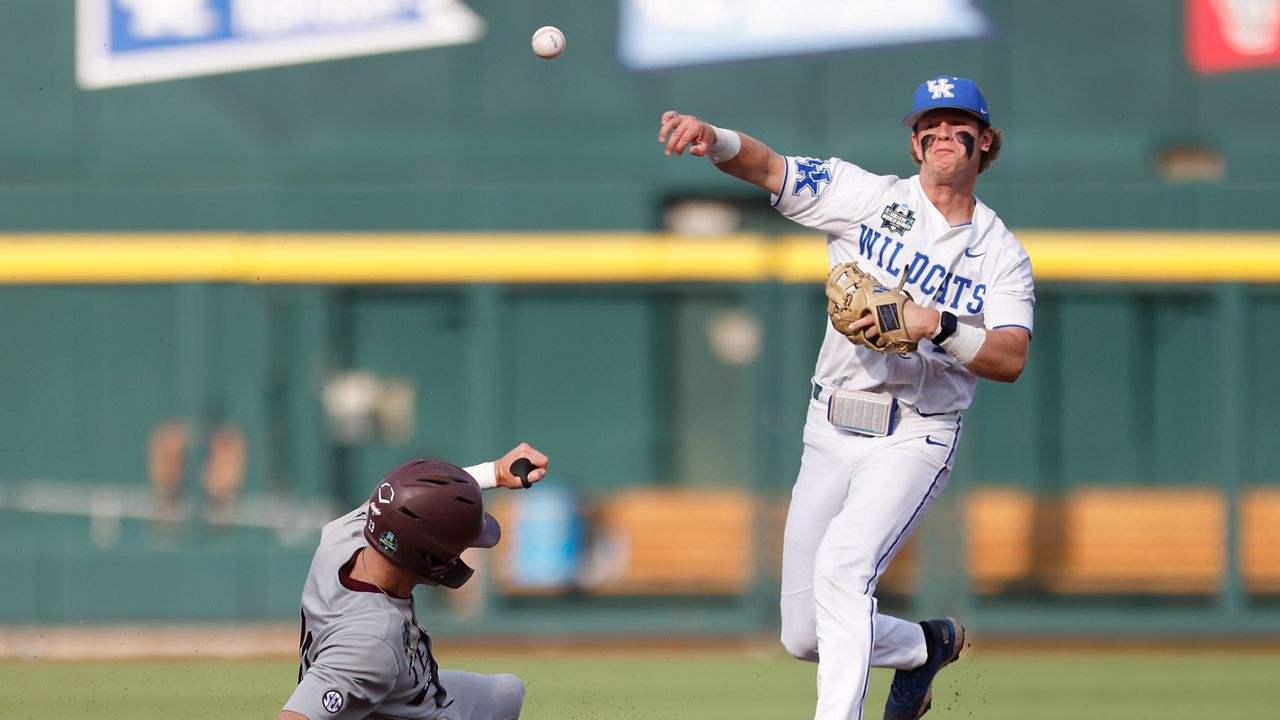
[939,323,987,365]
[463,461,497,490]
[707,126,741,164]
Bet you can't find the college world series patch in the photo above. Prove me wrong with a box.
[378,530,399,553]
[880,202,916,235]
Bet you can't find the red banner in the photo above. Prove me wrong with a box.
[1187,0,1280,73]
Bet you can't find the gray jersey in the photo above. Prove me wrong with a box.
[284,507,449,720]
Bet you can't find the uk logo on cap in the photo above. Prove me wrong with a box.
[926,78,955,99]
[904,76,990,128]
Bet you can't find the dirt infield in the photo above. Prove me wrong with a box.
[0,623,300,661]
[0,623,789,661]
[6,621,1280,662]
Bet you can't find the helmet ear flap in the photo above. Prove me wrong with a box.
[425,557,475,589]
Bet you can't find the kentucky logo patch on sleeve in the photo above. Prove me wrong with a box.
[880,202,916,235]
[793,158,832,197]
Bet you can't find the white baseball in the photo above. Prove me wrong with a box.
[531,26,565,60]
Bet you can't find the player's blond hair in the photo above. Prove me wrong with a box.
[910,127,1003,174]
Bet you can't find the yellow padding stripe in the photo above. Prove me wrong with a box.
[777,232,1280,283]
[0,232,1278,283]
[0,234,770,284]
[1019,232,1280,282]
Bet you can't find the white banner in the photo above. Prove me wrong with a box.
[77,0,485,89]
[619,0,990,70]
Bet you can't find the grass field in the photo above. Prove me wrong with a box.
[3,645,1279,719]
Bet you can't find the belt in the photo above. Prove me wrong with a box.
[810,382,946,417]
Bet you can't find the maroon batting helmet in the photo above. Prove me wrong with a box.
[362,459,501,588]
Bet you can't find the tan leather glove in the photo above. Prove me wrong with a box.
[824,261,918,356]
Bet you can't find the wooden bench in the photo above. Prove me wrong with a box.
[964,486,1280,595]
[491,485,1280,596]
[773,486,1280,595]
[1243,488,1280,593]
[584,488,756,595]
[1048,487,1225,594]
[965,487,1038,593]
[489,487,757,595]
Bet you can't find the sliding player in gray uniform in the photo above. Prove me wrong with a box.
[278,442,549,720]
[659,77,1034,720]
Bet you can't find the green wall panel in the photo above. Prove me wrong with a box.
[960,354,1043,486]
[510,292,664,492]
[0,0,77,183]
[670,294,752,488]
[1060,294,1142,485]
[1151,294,1217,485]
[343,289,471,502]
[0,286,179,483]
[1249,293,1280,484]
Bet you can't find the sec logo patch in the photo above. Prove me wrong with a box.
[322,689,344,714]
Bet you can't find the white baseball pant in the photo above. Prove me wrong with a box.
[780,391,962,720]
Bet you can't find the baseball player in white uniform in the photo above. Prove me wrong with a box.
[278,443,549,720]
[658,76,1034,720]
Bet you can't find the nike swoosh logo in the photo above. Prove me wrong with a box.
[925,435,947,447]
[963,248,985,258]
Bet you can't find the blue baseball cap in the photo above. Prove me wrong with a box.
[903,76,990,128]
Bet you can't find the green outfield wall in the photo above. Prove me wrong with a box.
[2,233,1279,635]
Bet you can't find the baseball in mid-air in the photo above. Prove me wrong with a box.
[531,26,565,60]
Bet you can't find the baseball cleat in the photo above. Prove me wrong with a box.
[883,617,965,720]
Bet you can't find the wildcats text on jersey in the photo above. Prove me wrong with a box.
[855,224,986,313]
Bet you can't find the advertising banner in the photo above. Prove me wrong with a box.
[1187,0,1280,73]
[619,0,989,71]
[77,0,485,89]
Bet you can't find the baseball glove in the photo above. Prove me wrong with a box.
[824,261,918,356]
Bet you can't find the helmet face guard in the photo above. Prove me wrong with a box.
[363,460,501,588]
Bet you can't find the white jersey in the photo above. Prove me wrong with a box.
[773,156,1035,415]
[284,508,449,720]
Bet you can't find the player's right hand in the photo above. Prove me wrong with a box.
[494,442,549,489]
[659,110,715,157]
